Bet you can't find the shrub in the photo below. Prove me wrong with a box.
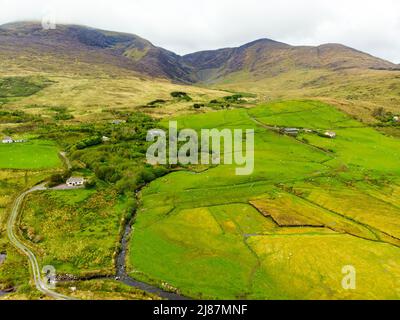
[139,168,156,183]
[153,166,169,178]
[76,136,102,150]
[223,94,243,102]
[147,99,166,107]
[116,177,138,194]
[171,91,192,101]
[84,178,97,189]
[48,173,64,187]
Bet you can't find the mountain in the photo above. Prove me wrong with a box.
[0,21,193,82]
[182,39,399,83]
[1,22,398,84]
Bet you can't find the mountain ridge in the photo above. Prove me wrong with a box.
[1,21,399,84]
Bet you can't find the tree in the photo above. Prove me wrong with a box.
[48,173,64,187]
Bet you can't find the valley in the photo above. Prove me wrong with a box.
[0,21,400,300]
[129,101,400,299]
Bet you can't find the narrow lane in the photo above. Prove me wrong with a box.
[6,185,73,300]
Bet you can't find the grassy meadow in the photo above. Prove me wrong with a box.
[0,139,61,170]
[129,100,400,299]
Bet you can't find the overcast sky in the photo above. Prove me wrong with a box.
[1,0,400,62]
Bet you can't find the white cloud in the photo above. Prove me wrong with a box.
[0,0,399,62]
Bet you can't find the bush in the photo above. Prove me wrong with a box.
[223,94,243,102]
[47,170,70,187]
[76,136,102,150]
[147,99,166,107]
[48,173,64,187]
[153,166,169,178]
[95,165,118,181]
[171,91,192,101]
[139,168,156,183]
[84,178,97,189]
[116,177,138,194]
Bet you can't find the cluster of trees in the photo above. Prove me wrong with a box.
[171,91,192,101]
[144,92,193,109]
[76,136,102,150]
[48,170,71,187]
[223,94,244,102]
[196,94,246,111]
[51,106,74,121]
[67,112,170,195]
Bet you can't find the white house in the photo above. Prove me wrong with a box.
[66,177,85,187]
[394,116,399,122]
[282,128,299,136]
[1,137,26,144]
[324,131,337,139]
[2,136,13,144]
[111,120,126,125]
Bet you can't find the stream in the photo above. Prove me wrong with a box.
[116,217,189,300]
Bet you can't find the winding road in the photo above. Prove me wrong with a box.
[6,185,73,300]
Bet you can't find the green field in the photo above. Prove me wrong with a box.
[129,100,400,299]
[0,140,61,169]
[20,188,130,276]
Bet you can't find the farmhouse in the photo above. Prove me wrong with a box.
[2,136,13,144]
[111,120,126,125]
[66,177,85,187]
[102,136,110,142]
[282,128,299,136]
[394,116,399,122]
[324,131,337,139]
[1,136,26,143]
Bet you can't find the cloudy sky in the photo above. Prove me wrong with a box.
[1,0,400,62]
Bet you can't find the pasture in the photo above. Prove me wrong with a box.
[0,139,60,169]
[129,100,400,299]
